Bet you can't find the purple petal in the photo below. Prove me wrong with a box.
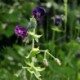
[15,25,27,38]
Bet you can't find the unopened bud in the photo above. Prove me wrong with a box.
[55,58,61,66]
[43,59,49,67]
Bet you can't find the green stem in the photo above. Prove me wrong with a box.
[32,38,35,48]
[46,50,55,59]
[30,74,33,80]
[64,0,67,39]
[23,69,27,80]
[44,52,47,59]
[52,31,55,41]
[32,27,36,48]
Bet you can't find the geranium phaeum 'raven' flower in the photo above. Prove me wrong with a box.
[55,16,62,26]
[32,7,45,21]
[15,25,27,38]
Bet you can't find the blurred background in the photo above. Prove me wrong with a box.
[0,0,80,80]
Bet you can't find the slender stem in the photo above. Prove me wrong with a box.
[32,38,35,48]
[46,50,55,59]
[30,74,33,80]
[52,30,55,56]
[46,13,48,40]
[77,29,79,37]
[52,30,55,41]
[40,50,55,59]
[55,35,65,42]
[23,69,28,80]
[78,28,80,37]
[44,52,47,59]
[32,27,36,48]
[64,0,67,39]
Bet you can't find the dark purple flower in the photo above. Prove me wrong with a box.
[15,25,27,38]
[54,16,62,26]
[32,7,45,21]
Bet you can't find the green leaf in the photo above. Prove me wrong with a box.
[30,48,40,56]
[52,27,62,32]
[35,67,45,72]
[34,70,41,80]
[15,69,23,77]
[3,25,14,37]
[75,26,80,30]
[28,31,42,38]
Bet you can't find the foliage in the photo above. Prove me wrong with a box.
[0,0,80,80]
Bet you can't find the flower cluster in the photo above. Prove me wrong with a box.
[15,6,45,38]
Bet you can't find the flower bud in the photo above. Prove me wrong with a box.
[43,58,49,67]
[55,58,61,66]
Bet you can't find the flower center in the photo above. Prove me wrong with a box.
[18,30,23,34]
[36,12,41,17]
